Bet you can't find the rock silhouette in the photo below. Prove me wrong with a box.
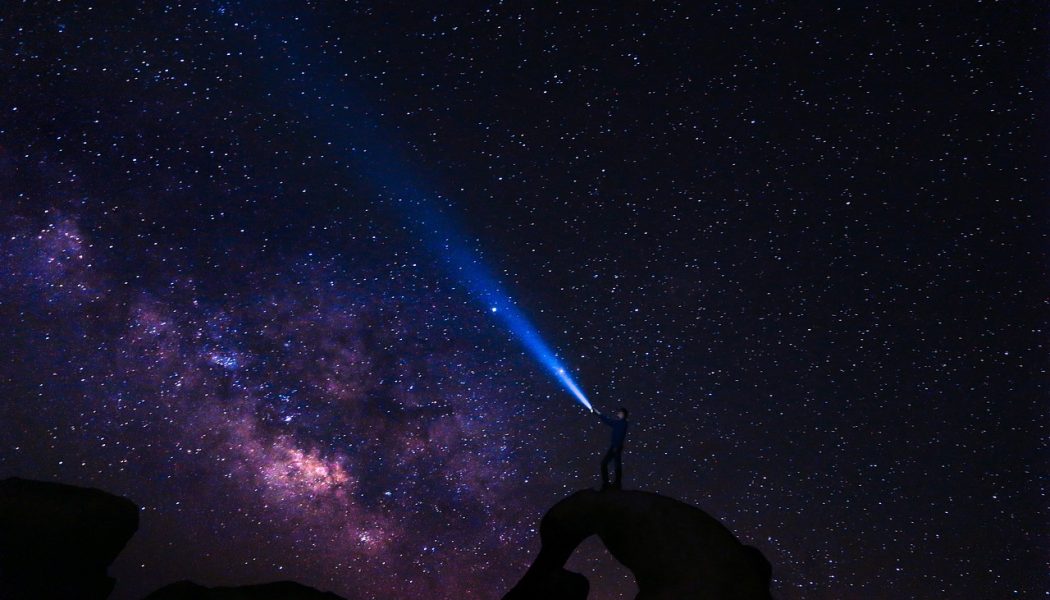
[503,489,772,600]
[0,477,772,599]
[0,478,346,600]
[0,477,140,600]
[142,580,348,600]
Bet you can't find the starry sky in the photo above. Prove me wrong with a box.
[0,2,1043,599]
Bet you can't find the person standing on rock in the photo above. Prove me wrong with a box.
[591,406,629,490]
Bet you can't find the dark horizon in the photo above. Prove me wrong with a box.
[0,2,1043,598]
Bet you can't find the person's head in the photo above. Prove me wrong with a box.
[616,407,629,420]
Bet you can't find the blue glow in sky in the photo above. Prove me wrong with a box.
[244,13,594,412]
[459,254,594,412]
[400,202,594,412]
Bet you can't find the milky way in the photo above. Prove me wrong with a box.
[0,3,1043,599]
[1,209,554,597]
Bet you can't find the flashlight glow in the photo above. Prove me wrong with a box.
[240,14,592,411]
[421,213,593,412]
[556,368,592,411]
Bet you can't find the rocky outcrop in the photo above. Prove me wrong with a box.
[0,477,350,600]
[503,489,772,600]
[0,477,140,600]
[142,580,348,600]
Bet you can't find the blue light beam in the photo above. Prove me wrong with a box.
[407,205,593,413]
[485,297,593,412]
[240,10,593,412]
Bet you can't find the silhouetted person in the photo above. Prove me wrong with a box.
[592,406,629,490]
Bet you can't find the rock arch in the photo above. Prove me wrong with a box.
[503,489,772,600]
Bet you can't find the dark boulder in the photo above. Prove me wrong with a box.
[142,580,348,600]
[504,489,772,600]
[0,477,139,600]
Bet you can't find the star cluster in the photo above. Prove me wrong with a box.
[0,2,1042,599]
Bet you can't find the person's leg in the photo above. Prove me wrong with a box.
[612,447,623,489]
[600,447,615,489]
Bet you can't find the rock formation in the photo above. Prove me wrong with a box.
[142,580,347,600]
[0,477,140,600]
[503,489,772,600]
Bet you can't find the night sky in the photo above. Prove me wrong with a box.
[0,2,1043,599]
